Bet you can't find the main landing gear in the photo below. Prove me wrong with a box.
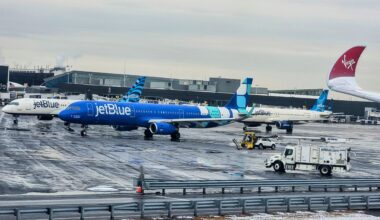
[286,127,293,134]
[144,129,153,140]
[170,132,181,142]
[265,125,272,132]
[143,129,181,141]
[80,124,88,137]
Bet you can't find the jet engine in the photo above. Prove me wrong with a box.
[149,122,178,135]
[37,115,54,120]
[112,125,138,131]
[275,121,293,129]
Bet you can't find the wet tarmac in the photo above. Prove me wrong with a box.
[1,109,380,195]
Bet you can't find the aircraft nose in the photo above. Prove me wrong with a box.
[58,110,71,121]
[2,105,10,114]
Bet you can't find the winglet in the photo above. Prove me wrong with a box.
[328,46,366,80]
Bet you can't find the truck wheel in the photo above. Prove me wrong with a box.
[273,161,285,172]
[319,166,332,176]
[271,144,276,150]
[259,143,264,149]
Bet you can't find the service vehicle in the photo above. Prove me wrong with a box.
[233,131,276,150]
[265,145,351,176]
[255,138,276,149]
[233,131,257,150]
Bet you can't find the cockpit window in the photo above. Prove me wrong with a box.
[8,102,19,106]
[67,106,81,111]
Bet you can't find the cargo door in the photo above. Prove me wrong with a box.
[319,147,332,164]
[311,147,320,164]
[300,146,310,163]
[333,149,346,165]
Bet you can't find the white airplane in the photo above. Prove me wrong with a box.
[2,98,77,124]
[327,46,380,103]
[1,77,146,125]
[241,90,332,133]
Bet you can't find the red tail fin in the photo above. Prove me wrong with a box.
[329,46,366,80]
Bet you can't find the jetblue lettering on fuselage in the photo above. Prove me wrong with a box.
[253,110,271,116]
[33,100,60,109]
[95,103,131,117]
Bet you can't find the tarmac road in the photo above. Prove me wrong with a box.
[1,109,380,196]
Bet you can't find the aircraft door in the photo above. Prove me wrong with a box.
[25,99,32,111]
[87,103,94,116]
[129,105,135,118]
[179,109,184,118]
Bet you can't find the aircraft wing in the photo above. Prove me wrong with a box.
[149,106,254,125]
[148,117,236,128]
[148,117,235,124]
[262,116,330,124]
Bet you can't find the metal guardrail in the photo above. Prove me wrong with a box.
[137,178,380,195]
[1,193,380,219]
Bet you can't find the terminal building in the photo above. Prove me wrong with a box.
[43,70,242,94]
[1,65,380,117]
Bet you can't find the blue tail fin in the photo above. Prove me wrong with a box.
[311,89,329,112]
[225,78,253,113]
[119,76,146,103]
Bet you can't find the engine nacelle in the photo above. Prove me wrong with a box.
[37,115,54,120]
[275,121,293,129]
[112,125,138,131]
[149,122,178,135]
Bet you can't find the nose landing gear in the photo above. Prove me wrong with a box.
[80,124,88,137]
[12,115,19,125]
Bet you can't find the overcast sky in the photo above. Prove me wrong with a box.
[0,0,379,97]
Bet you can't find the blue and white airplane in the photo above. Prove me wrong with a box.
[2,76,146,125]
[58,78,253,140]
[241,90,332,133]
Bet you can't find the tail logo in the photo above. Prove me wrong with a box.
[342,55,356,70]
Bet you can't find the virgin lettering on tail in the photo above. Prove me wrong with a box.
[342,55,356,70]
[327,46,380,103]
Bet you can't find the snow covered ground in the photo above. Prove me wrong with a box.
[0,109,380,196]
